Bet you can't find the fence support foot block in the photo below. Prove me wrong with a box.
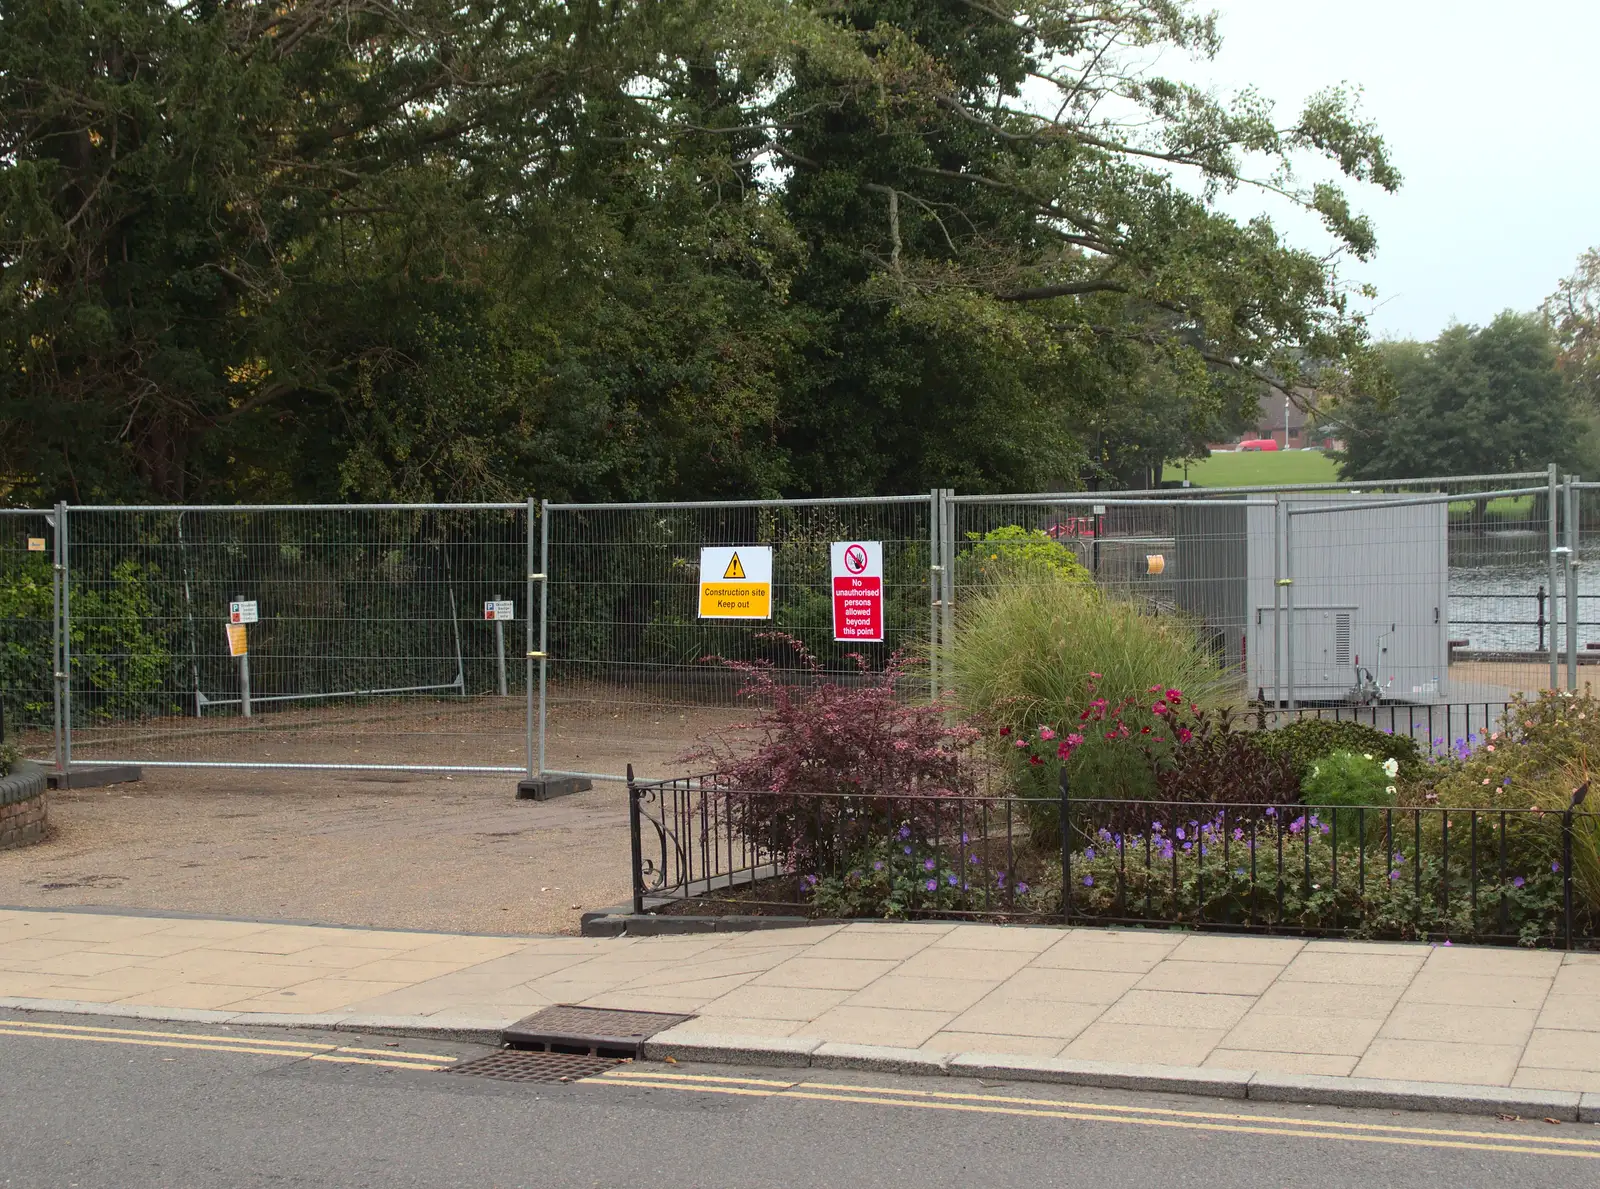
[47,766,143,790]
[517,776,592,801]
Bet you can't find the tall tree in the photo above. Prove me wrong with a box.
[1328,314,1582,480]
[2,0,1400,504]
[1546,246,1600,411]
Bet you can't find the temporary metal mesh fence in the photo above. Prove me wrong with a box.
[60,503,532,771]
[945,494,1272,697]
[543,497,935,782]
[0,509,59,762]
[3,467,1588,779]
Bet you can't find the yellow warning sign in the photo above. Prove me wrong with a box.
[698,546,772,619]
[225,622,249,657]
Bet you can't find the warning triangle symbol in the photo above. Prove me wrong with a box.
[723,553,747,580]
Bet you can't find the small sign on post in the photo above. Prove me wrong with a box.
[26,538,45,552]
[485,600,512,696]
[227,599,254,717]
[831,541,884,642]
[698,546,773,619]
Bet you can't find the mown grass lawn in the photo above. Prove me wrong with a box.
[1163,449,1341,488]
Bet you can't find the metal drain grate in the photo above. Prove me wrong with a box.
[444,1050,623,1084]
[501,1005,695,1058]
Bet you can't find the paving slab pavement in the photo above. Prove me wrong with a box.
[2,906,1597,1101]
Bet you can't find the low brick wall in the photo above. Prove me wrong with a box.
[0,760,47,850]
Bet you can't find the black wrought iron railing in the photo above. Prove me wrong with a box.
[626,767,1600,949]
[1257,702,1510,758]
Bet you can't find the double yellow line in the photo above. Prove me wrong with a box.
[597,1069,1600,1161]
[0,1018,456,1071]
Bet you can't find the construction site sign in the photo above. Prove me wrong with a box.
[698,546,772,618]
[225,622,249,657]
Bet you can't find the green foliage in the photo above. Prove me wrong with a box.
[1302,750,1397,807]
[0,553,55,724]
[2,0,1399,504]
[809,832,1011,920]
[1258,718,1423,782]
[958,527,1094,589]
[0,742,16,776]
[1330,314,1584,480]
[1060,815,1570,946]
[1409,688,1600,916]
[69,562,173,722]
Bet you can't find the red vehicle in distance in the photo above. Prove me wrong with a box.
[1237,438,1280,451]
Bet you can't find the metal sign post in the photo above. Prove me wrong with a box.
[1567,475,1581,692]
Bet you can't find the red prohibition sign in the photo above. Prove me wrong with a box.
[843,544,869,574]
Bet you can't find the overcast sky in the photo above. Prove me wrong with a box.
[1175,0,1599,342]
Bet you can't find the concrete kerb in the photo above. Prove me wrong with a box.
[2,996,1597,1120]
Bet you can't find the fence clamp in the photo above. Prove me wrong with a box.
[528,572,547,581]
[930,564,945,573]
[1275,578,1293,587]
[527,650,548,659]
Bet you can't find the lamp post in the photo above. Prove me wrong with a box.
[1284,395,1290,449]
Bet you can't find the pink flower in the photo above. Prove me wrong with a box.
[1166,688,1183,704]
[1066,733,1084,747]
[1057,740,1074,760]
[1088,672,1102,679]
[1014,738,1029,749]
[1148,685,1163,694]
[1176,727,1193,743]
[1029,754,1042,766]
[1152,702,1168,715]
[998,726,1011,737]
[1038,726,1057,741]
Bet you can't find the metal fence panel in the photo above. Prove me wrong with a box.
[61,504,531,772]
[543,497,936,782]
[0,509,59,763]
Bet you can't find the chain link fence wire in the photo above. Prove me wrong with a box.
[61,503,531,771]
[0,509,59,762]
[543,497,935,781]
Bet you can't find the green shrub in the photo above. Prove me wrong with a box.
[1411,688,1600,917]
[0,742,16,777]
[1300,750,1397,844]
[1257,719,1423,782]
[1302,750,1397,807]
[957,526,1094,588]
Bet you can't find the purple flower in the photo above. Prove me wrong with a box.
[947,874,959,886]
[1388,871,1400,881]
[1553,861,1562,873]
[969,853,979,865]
[903,845,913,855]
[1513,876,1525,888]
[898,825,911,840]
[1264,807,1276,817]
[1016,882,1030,894]
[961,832,970,843]
[1085,847,1096,860]
[925,879,937,892]
[1083,875,1094,887]
[873,860,884,871]
[803,874,818,887]
[1176,828,1186,841]
[924,858,936,872]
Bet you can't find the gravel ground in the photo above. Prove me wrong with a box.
[0,766,638,936]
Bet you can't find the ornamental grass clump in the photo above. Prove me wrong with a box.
[948,560,1232,804]
[686,634,978,878]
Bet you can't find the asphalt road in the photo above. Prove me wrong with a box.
[2,1010,1597,1188]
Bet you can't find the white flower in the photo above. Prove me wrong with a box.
[1382,758,1399,778]
[1385,785,1397,796]
[1363,753,1374,761]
